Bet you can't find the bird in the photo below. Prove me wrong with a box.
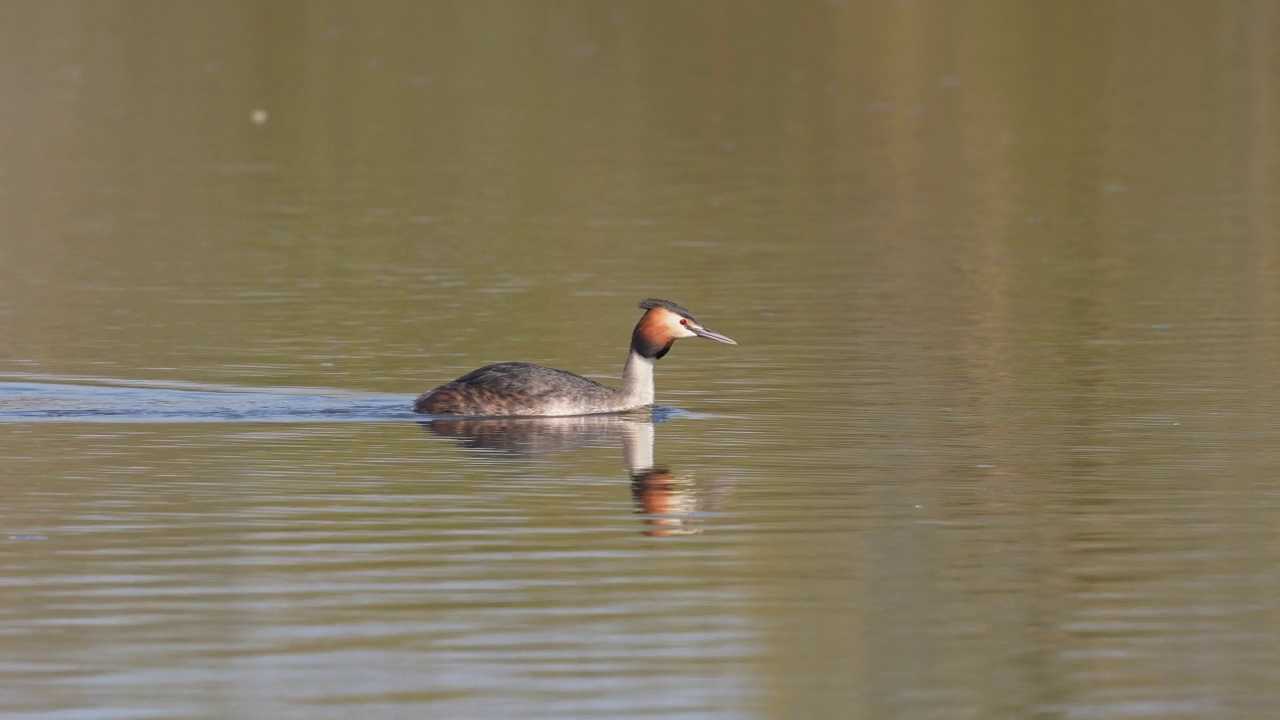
[413,298,736,417]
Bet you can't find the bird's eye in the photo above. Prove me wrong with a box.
[680,319,688,326]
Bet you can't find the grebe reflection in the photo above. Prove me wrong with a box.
[421,413,729,535]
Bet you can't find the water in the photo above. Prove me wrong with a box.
[1,386,753,719]
[0,376,411,422]
[3,1,1280,718]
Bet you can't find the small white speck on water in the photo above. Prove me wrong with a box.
[250,109,269,125]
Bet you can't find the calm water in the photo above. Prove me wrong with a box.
[3,2,1280,718]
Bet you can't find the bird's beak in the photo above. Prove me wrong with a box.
[690,325,737,345]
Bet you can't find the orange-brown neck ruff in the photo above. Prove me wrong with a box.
[631,308,679,360]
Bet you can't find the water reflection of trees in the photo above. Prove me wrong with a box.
[421,413,730,536]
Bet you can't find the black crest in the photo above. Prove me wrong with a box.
[638,298,697,322]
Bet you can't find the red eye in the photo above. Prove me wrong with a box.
[680,319,688,325]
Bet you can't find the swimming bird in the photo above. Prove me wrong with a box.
[412,298,736,417]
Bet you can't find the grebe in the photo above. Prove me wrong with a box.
[413,298,736,417]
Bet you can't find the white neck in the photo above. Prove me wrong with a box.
[613,350,656,410]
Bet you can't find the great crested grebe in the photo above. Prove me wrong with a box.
[412,298,736,417]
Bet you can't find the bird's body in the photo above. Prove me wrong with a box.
[414,361,630,416]
[413,298,735,417]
